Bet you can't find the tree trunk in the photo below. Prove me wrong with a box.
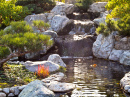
[0,51,31,68]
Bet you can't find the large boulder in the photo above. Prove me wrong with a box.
[109,49,124,61]
[47,54,66,67]
[24,61,60,73]
[88,2,107,13]
[50,15,73,34]
[120,50,130,66]
[24,14,47,24]
[48,81,75,92]
[41,30,58,39]
[92,33,115,59]
[51,2,75,15]
[19,80,55,97]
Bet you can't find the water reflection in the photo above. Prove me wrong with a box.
[61,58,130,97]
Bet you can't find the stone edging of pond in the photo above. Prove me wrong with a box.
[120,72,130,94]
[0,72,66,97]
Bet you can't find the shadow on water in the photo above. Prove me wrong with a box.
[59,58,130,97]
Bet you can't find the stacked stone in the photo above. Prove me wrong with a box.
[0,72,70,97]
[0,85,26,97]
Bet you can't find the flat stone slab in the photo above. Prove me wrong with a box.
[48,81,75,92]
[24,61,60,73]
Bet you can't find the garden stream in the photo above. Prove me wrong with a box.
[53,12,130,97]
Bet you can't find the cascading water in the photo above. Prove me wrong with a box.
[54,12,130,97]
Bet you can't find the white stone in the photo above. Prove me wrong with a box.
[120,50,130,65]
[19,80,55,97]
[124,85,130,91]
[10,87,15,93]
[92,33,115,59]
[0,92,6,97]
[93,17,106,25]
[14,87,20,95]
[109,49,124,61]
[51,2,75,15]
[88,2,108,13]
[24,61,60,73]
[41,30,58,39]
[50,15,71,33]
[3,88,9,94]
[0,89,2,92]
[48,54,66,67]
[24,14,47,24]
[49,81,75,92]
[69,31,75,35]
[8,93,15,97]
[18,85,26,91]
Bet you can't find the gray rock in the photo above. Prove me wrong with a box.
[24,61,60,73]
[69,31,75,35]
[24,14,47,24]
[93,17,106,25]
[14,87,20,95]
[49,81,75,92]
[115,36,130,50]
[8,93,15,97]
[51,2,75,15]
[93,33,115,59]
[120,50,130,65]
[18,85,26,91]
[88,2,108,13]
[10,87,15,93]
[0,92,6,97]
[48,54,66,67]
[0,89,2,92]
[3,88,9,94]
[19,80,55,97]
[41,30,58,39]
[120,72,130,93]
[51,15,72,33]
[109,49,124,61]
[124,85,130,91]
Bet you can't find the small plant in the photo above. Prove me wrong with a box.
[36,64,49,78]
[59,66,67,73]
[75,0,93,12]
[32,20,50,32]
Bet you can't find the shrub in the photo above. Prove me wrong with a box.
[0,47,10,59]
[0,0,31,27]
[36,64,49,78]
[0,21,53,65]
[75,0,93,12]
[32,20,50,32]
[116,15,130,36]
[16,0,56,14]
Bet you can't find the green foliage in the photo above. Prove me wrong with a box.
[0,64,38,88]
[116,15,130,36]
[106,0,130,18]
[0,0,31,27]
[75,0,93,12]
[32,20,50,31]
[0,47,10,59]
[0,21,53,60]
[59,66,66,73]
[16,0,56,14]
[96,19,116,37]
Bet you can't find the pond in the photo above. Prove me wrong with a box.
[58,58,130,97]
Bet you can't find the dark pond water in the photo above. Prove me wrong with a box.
[58,58,130,97]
